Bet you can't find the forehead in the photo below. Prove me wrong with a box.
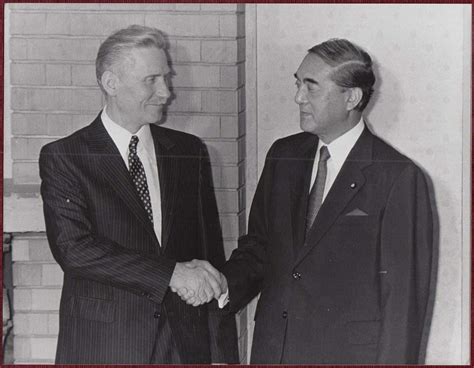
[296,53,334,80]
[123,46,170,75]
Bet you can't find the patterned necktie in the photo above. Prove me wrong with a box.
[128,135,153,224]
[305,145,331,236]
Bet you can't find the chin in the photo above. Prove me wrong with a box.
[300,118,319,135]
[146,113,163,125]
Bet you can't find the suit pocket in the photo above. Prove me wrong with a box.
[336,215,370,225]
[69,296,116,323]
[73,278,114,300]
[346,320,381,345]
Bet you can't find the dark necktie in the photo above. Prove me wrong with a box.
[305,145,330,236]
[128,135,153,224]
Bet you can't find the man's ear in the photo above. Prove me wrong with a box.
[346,87,363,111]
[101,70,119,97]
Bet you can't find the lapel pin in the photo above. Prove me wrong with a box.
[350,183,357,189]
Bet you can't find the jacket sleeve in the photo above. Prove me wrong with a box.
[377,164,433,363]
[221,142,278,313]
[39,145,176,305]
[196,142,239,363]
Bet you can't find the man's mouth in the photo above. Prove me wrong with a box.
[146,103,164,108]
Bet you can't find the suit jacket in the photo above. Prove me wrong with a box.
[222,126,433,364]
[39,114,238,364]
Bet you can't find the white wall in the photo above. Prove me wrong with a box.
[250,4,470,364]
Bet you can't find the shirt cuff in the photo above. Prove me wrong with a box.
[218,289,229,309]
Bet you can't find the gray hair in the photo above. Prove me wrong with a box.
[96,25,167,91]
[308,39,375,111]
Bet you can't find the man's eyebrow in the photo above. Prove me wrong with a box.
[293,73,318,85]
[303,77,318,84]
[145,71,172,78]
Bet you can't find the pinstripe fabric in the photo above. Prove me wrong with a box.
[150,307,182,363]
[39,114,238,364]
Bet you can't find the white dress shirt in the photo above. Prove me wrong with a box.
[309,118,365,200]
[101,107,163,244]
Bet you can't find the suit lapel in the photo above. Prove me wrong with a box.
[294,127,374,266]
[289,134,319,254]
[86,116,160,248]
[150,125,179,250]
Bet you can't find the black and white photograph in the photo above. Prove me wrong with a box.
[3,3,471,365]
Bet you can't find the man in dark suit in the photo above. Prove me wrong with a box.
[218,39,433,364]
[39,25,238,364]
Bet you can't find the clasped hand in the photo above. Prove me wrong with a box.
[169,259,227,306]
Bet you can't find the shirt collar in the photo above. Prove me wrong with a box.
[317,117,365,166]
[101,106,154,160]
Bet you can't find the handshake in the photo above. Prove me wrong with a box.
[169,259,228,307]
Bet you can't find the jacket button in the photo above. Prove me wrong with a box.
[292,271,301,280]
[154,311,161,319]
[282,311,288,319]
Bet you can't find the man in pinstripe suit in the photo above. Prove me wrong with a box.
[39,25,238,364]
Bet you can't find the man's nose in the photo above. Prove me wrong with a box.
[155,78,171,101]
[294,86,307,105]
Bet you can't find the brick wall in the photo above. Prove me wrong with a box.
[6,3,247,363]
[11,235,60,363]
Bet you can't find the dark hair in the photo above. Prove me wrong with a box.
[96,25,166,91]
[308,39,375,111]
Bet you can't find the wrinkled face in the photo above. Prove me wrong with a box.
[294,53,350,142]
[114,47,171,130]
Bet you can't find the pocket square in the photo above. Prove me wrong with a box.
[345,208,368,216]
